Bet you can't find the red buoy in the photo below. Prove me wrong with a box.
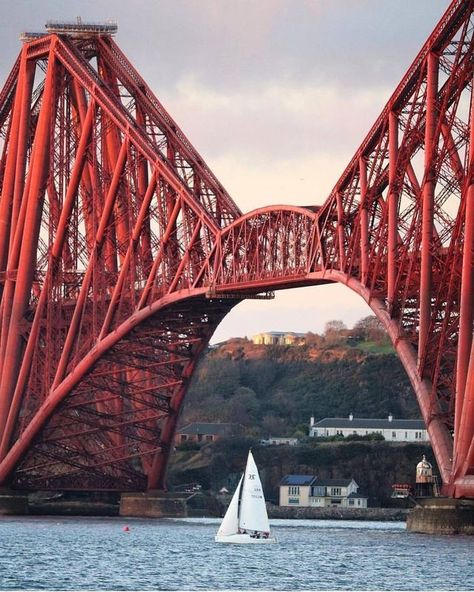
[123,525,130,532]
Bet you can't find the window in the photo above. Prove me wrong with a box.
[332,487,341,496]
[392,431,396,438]
[206,435,213,442]
[405,432,408,439]
[348,499,354,506]
[288,498,299,505]
[180,435,188,442]
[288,486,300,495]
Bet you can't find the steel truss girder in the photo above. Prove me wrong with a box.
[0,1,473,497]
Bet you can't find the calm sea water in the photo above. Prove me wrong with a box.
[0,516,473,591]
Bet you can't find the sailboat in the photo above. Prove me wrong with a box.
[215,450,277,544]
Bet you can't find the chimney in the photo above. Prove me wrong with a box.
[310,416,315,427]
[349,413,353,421]
[388,414,393,422]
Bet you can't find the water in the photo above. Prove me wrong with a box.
[0,516,473,590]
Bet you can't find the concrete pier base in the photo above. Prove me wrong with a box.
[28,491,119,516]
[0,488,29,515]
[119,491,188,518]
[407,498,474,535]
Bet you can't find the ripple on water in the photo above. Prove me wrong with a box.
[0,517,473,590]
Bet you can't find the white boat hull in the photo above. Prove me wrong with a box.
[215,533,277,544]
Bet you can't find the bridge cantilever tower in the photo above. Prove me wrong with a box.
[0,2,473,498]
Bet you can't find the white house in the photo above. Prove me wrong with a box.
[309,479,368,508]
[280,475,367,508]
[251,331,306,345]
[260,437,298,446]
[309,414,428,442]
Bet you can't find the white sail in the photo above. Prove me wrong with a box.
[238,450,271,534]
[216,475,243,538]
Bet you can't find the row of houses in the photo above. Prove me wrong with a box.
[175,414,428,445]
[309,414,428,442]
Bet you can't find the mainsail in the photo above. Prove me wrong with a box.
[238,451,271,533]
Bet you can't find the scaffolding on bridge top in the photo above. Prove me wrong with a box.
[21,18,117,41]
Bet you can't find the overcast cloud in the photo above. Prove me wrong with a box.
[0,0,449,342]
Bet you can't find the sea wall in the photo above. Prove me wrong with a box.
[0,488,29,515]
[268,505,409,521]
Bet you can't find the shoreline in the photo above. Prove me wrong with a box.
[23,502,409,522]
[266,505,409,522]
[0,492,410,521]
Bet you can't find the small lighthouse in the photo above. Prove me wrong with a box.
[415,455,439,497]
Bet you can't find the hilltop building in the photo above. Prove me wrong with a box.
[309,414,428,442]
[251,331,306,346]
[279,475,368,508]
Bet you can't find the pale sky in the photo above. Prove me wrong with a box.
[0,0,449,342]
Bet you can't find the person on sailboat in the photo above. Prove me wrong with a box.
[250,530,261,539]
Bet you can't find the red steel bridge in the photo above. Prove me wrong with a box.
[0,2,472,497]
